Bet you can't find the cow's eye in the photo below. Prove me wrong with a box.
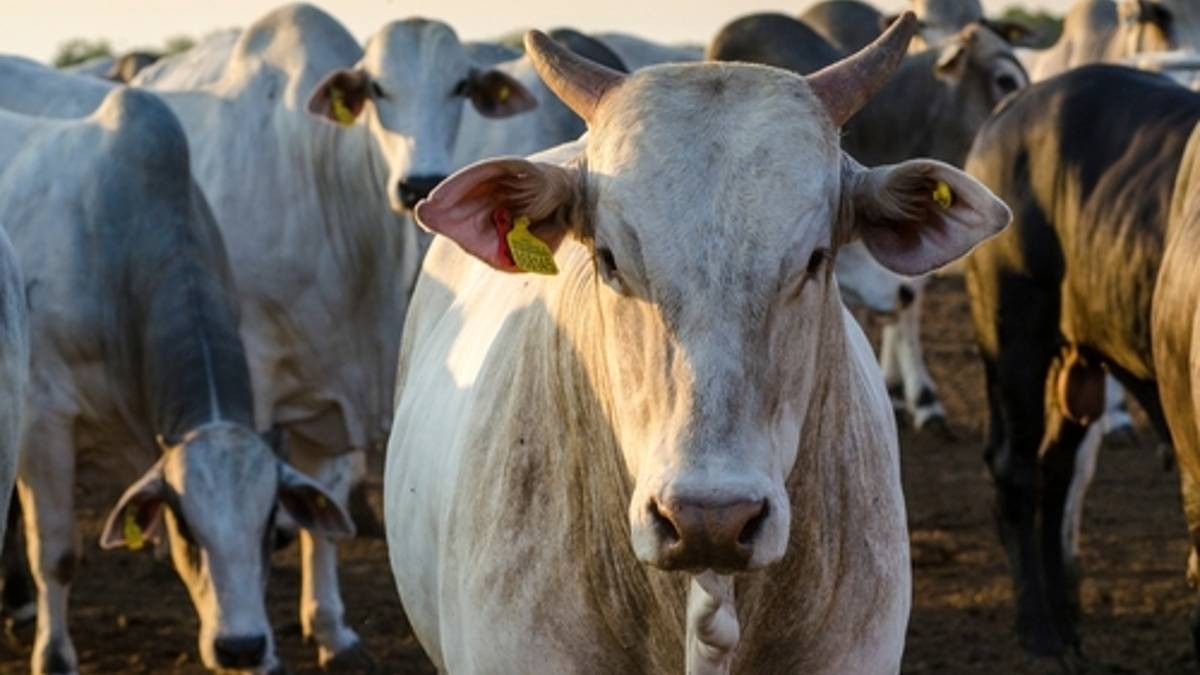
[994,73,1019,95]
[806,248,830,277]
[370,81,388,100]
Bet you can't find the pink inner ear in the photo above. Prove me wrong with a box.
[415,162,528,271]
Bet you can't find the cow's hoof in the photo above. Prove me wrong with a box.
[321,642,376,673]
[918,415,957,442]
[1158,443,1176,472]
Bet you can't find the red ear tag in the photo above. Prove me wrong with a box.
[492,207,517,270]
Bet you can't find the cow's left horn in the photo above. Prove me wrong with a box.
[525,29,626,124]
[806,11,917,127]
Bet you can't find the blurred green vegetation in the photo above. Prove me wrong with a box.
[52,38,113,68]
[52,33,198,68]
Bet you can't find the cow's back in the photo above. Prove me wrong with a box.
[0,87,250,449]
[966,65,1200,379]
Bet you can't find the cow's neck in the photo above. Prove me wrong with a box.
[300,114,421,314]
[541,267,901,669]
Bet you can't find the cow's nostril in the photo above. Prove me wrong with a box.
[214,634,267,668]
[648,498,680,544]
[898,284,916,308]
[738,500,768,545]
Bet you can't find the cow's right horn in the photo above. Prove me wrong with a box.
[806,11,918,127]
[525,29,627,125]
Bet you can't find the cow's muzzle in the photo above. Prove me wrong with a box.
[646,496,769,573]
[397,175,448,210]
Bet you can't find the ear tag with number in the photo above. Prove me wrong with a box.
[330,87,357,127]
[507,216,558,275]
[932,180,954,209]
[124,507,146,552]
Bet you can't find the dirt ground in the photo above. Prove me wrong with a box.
[0,275,1193,674]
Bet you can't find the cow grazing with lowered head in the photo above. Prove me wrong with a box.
[709,13,1027,431]
[963,64,1200,661]
[386,16,1010,673]
[0,61,353,674]
[130,4,536,666]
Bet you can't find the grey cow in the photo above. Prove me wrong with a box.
[0,62,351,674]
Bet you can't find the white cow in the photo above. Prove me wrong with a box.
[387,16,1010,673]
[129,4,536,666]
[594,32,705,70]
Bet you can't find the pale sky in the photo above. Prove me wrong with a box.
[8,0,1076,63]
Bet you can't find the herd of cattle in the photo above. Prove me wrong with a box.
[0,0,1197,672]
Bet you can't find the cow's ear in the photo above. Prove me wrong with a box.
[414,157,579,273]
[841,157,1010,276]
[1125,0,1173,29]
[981,19,1040,47]
[459,69,538,118]
[99,460,167,550]
[307,68,371,126]
[934,40,969,80]
[277,463,355,539]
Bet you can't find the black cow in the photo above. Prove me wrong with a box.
[964,64,1200,659]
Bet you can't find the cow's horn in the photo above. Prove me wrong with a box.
[806,11,917,127]
[525,29,626,124]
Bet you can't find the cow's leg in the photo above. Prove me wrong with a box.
[289,449,372,668]
[1100,376,1138,447]
[879,319,906,420]
[884,292,947,434]
[18,421,78,674]
[1182,469,1200,663]
[1037,349,1106,656]
[969,263,1063,656]
[1,498,35,642]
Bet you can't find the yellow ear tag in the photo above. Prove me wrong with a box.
[124,507,145,552]
[316,494,328,509]
[497,85,510,102]
[329,87,357,127]
[932,181,955,209]
[506,216,558,275]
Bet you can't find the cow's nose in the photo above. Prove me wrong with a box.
[214,634,267,669]
[648,497,768,572]
[397,175,447,209]
[898,284,916,309]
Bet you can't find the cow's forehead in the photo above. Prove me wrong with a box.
[165,429,277,513]
[585,63,842,260]
[362,19,468,83]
